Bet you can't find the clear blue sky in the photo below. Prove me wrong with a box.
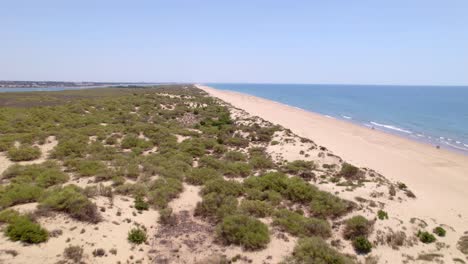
[2,0,467,85]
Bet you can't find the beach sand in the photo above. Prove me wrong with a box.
[198,84,468,262]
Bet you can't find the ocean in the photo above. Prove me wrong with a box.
[207,83,468,155]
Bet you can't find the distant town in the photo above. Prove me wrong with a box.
[0,80,154,88]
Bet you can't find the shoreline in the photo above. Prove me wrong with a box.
[198,84,468,231]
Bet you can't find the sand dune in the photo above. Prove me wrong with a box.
[198,84,468,260]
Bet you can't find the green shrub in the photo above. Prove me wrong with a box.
[199,155,225,170]
[195,193,238,222]
[121,135,151,150]
[225,151,247,162]
[128,227,147,244]
[433,226,446,237]
[353,236,372,254]
[282,237,354,264]
[134,196,149,211]
[343,215,372,240]
[39,185,101,223]
[7,145,41,161]
[377,210,389,220]
[239,200,273,218]
[4,214,48,244]
[216,214,270,250]
[339,163,359,179]
[179,138,206,157]
[51,138,88,159]
[282,160,315,175]
[76,160,107,177]
[309,191,349,218]
[249,154,274,170]
[223,162,252,178]
[202,179,243,197]
[418,231,436,243]
[147,178,183,208]
[224,136,249,148]
[3,161,68,188]
[0,183,44,208]
[273,209,331,238]
[186,167,222,185]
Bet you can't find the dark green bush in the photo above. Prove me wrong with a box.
[433,226,446,237]
[249,154,274,170]
[147,178,183,208]
[0,212,48,244]
[282,237,354,264]
[216,214,270,250]
[51,138,88,159]
[0,183,44,208]
[202,179,243,197]
[39,185,101,223]
[225,151,247,162]
[121,135,151,150]
[7,145,41,161]
[76,160,107,177]
[377,210,389,220]
[344,215,372,240]
[339,163,359,179]
[282,160,315,175]
[353,236,372,254]
[418,231,436,243]
[128,227,147,244]
[195,193,238,222]
[309,191,349,218]
[179,138,206,157]
[3,161,68,188]
[239,200,273,218]
[134,196,149,211]
[198,155,225,170]
[273,209,331,238]
[186,167,222,185]
[223,162,252,178]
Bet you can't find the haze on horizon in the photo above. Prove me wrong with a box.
[1,0,467,86]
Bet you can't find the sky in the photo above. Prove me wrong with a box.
[1,0,468,85]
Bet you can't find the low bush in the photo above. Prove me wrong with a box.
[249,154,275,170]
[309,191,349,218]
[128,227,147,244]
[216,214,270,250]
[273,209,331,238]
[64,245,84,263]
[202,179,243,197]
[179,138,206,157]
[76,160,107,177]
[224,151,247,162]
[121,135,152,150]
[186,167,222,185]
[282,237,354,264]
[198,155,225,170]
[433,226,446,237]
[353,236,372,254]
[0,211,48,244]
[7,145,41,161]
[339,163,360,179]
[282,160,315,175]
[239,200,273,218]
[343,215,372,240]
[195,192,238,222]
[51,138,88,159]
[223,162,252,178]
[39,185,101,223]
[377,210,389,220]
[147,178,183,208]
[134,196,149,211]
[3,161,68,188]
[0,183,44,208]
[418,231,436,243]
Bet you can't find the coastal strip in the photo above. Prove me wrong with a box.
[197,84,468,231]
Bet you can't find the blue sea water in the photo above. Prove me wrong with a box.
[207,83,468,155]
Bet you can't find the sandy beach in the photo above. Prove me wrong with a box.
[198,84,468,254]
